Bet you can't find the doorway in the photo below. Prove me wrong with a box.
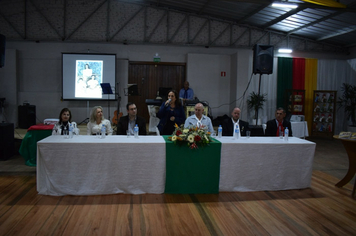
[128,62,186,123]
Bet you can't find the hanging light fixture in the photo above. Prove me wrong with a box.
[272,2,298,9]
[278,48,293,53]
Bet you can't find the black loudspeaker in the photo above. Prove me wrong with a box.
[0,123,14,160]
[253,44,274,74]
[18,105,36,129]
[0,34,5,68]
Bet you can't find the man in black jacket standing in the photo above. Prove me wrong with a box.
[265,107,292,137]
[116,102,147,135]
[222,107,250,136]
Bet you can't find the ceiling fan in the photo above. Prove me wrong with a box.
[300,0,346,8]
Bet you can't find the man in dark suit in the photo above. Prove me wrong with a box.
[222,107,250,136]
[265,107,293,137]
[116,102,147,135]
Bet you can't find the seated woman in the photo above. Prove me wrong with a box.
[52,108,80,135]
[157,90,186,135]
[87,106,113,135]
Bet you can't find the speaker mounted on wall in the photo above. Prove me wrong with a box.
[0,34,5,68]
[253,44,274,75]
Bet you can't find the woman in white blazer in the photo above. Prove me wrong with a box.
[87,106,113,135]
[52,108,80,135]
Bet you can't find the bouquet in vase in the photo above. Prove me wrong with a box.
[168,124,212,149]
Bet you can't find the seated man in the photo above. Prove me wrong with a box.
[222,107,250,136]
[179,81,194,105]
[116,102,147,135]
[265,107,293,137]
[184,103,214,133]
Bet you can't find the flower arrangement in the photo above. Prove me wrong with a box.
[168,124,212,149]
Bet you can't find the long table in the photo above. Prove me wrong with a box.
[218,136,316,192]
[37,135,166,196]
[37,135,316,196]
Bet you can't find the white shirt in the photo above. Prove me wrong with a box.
[184,115,214,133]
[52,121,79,135]
[231,118,240,132]
[86,119,113,135]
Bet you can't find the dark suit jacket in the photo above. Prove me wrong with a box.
[222,118,250,136]
[265,119,293,137]
[116,115,147,135]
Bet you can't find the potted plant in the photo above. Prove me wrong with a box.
[338,83,356,131]
[247,91,267,125]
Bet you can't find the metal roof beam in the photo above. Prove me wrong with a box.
[169,14,188,42]
[0,10,25,39]
[209,23,230,46]
[189,19,209,44]
[28,0,62,39]
[317,26,356,41]
[109,6,145,41]
[65,0,108,40]
[262,8,305,29]
[146,10,167,42]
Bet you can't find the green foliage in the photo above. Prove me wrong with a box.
[247,92,267,120]
[338,83,356,126]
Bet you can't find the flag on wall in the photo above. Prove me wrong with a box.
[277,57,318,133]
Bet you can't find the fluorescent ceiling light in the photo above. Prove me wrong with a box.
[278,48,293,53]
[272,3,298,9]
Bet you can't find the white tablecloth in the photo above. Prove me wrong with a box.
[262,121,309,138]
[291,121,309,138]
[37,135,316,195]
[218,136,316,192]
[37,135,166,196]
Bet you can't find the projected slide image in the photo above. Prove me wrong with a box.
[75,60,103,98]
[62,53,116,100]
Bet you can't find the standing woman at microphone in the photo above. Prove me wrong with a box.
[157,90,186,135]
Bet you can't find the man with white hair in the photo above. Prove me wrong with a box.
[184,103,214,133]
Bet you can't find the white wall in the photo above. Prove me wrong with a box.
[187,53,231,118]
[0,41,354,128]
[1,42,242,126]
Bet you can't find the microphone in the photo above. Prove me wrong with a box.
[165,99,171,107]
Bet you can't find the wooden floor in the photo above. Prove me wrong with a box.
[0,171,355,236]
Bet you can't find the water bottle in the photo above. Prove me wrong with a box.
[69,123,73,139]
[284,127,289,141]
[101,125,106,139]
[134,124,139,138]
[234,125,240,139]
[218,125,222,138]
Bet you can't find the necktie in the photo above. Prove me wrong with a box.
[277,121,283,136]
[184,90,188,99]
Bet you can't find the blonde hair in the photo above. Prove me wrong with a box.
[90,106,105,122]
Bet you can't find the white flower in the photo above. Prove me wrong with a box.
[183,129,189,134]
[172,135,177,141]
[187,135,195,143]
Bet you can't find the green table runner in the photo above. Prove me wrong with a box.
[19,130,52,166]
[163,135,221,194]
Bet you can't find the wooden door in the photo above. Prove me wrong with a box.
[128,62,186,122]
